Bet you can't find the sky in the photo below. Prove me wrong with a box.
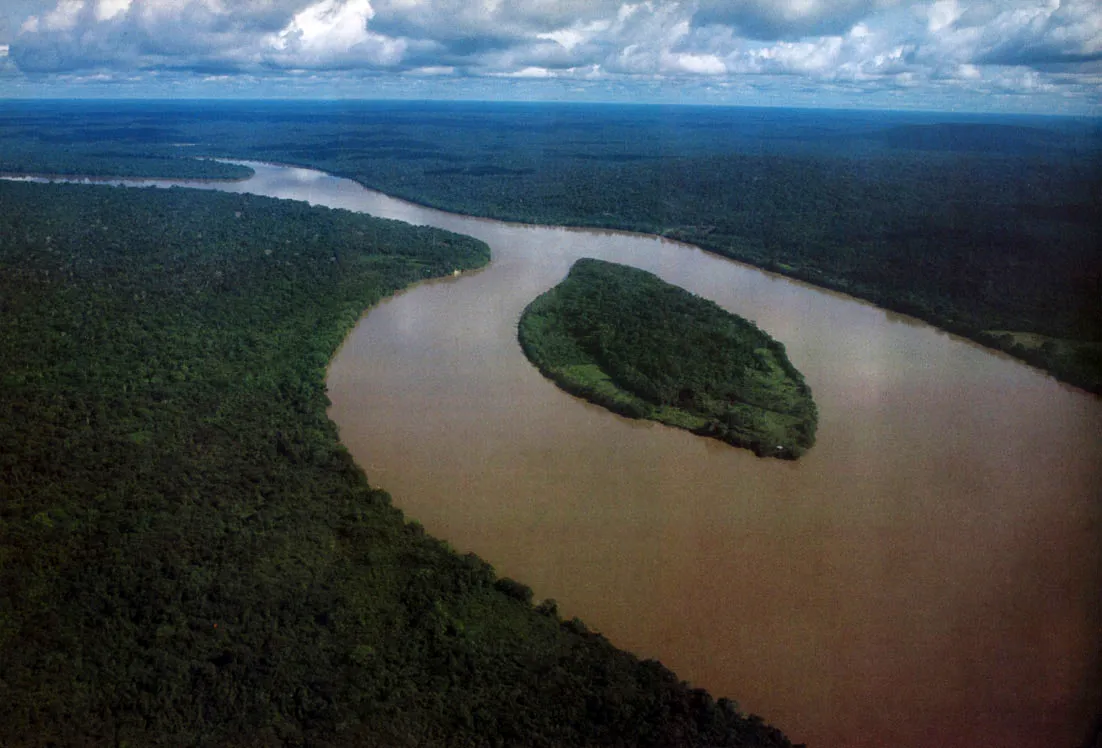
[0,0,1099,114]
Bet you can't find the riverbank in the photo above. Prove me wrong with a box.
[0,177,797,747]
[306,160,1101,748]
[0,168,254,184]
[4,98,1096,394]
[0,154,254,182]
[7,161,1099,748]
[322,161,1100,397]
[190,150,1098,397]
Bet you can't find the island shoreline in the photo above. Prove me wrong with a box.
[11,156,1091,398]
[213,158,1101,397]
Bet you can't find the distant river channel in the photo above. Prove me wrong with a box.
[31,162,1102,748]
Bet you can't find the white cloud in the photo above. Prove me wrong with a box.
[501,65,552,77]
[537,19,611,53]
[927,0,961,33]
[22,0,85,33]
[955,62,981,78]
[268,0,407,67]
[695,0,905,39]
[95,0,131,22]
[663,51,725,74]
[273,0,374,54]
[4,0,1100,107]
[408,64,453,75]
[742,36,846,75]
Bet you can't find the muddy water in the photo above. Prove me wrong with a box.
[43,163,1102,747]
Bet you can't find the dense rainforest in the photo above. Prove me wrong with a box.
[0,180,795,747]
[519,259,817,458]
[2,99,1095,391]
[0,98,1096,744]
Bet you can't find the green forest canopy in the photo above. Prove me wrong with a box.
[1,100,1095,391]
[519,259,817,459]
[0,179,795,747]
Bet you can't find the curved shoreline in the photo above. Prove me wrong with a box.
[517,259,817,459]
[0,155,255,184]
[0,170,254,184]
[0,177,805,747]
[222,157,1100,396]
[314,159,1102,748]
[6,159,1093,397]
[11,163,1098,747]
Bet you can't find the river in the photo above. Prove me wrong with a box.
[22,162,1102,747]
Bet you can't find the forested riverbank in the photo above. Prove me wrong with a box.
[0,179,795,746]
[2,100,1095,392]
[283,126,1102,395]
[519,259,817,458]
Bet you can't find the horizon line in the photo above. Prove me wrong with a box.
[1,95,1099,120]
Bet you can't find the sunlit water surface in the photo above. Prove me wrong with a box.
[18,163,1100,748]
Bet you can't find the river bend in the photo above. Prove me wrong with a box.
[19,163,1101,748]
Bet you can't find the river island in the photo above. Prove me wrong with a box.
[518,258,818,459]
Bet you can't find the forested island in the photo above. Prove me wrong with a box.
[519,259,817,458]
[0,179,795,747]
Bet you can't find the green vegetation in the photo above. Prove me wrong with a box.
[2,101,1098,391]
[7,100,1092,392]
[0,101,253,179]
[0,153,253,180]
[0,179,795,747]
[519,259,817,459]
[0,143,253,180]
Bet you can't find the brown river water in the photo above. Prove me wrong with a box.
[29,163,1102,747]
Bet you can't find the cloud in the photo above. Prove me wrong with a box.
[94,0,131,22]
[14,0,257,72]
[267,0,407,68]
[499,65,552,78]
[11,0,420,72]
[969,0,1102,66]
[407,64,453,75]
[693,0,903,40]
[368,0,622,43]
[5,0,1101,108]
[665,51,725,74]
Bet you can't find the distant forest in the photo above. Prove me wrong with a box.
[0,179,795,746]
[1,99,1098,391]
